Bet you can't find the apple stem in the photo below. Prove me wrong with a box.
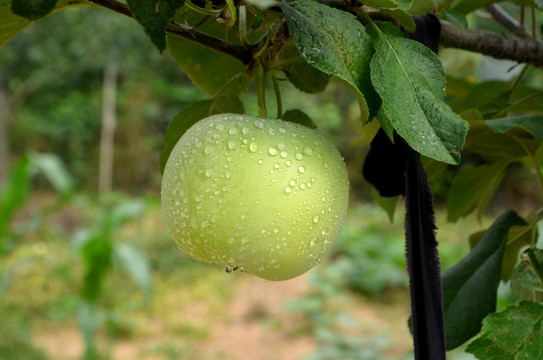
[239,6,250,46]
[255,64,268,118]
[271,71,282,119]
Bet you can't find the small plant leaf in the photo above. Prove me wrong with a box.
[441,210,527,350]
[281,0,379,123]
[466,302,543,359]
[114,243,152,296]
[11,0,58,20]
[447,160,510,221]
[160,95,244,174]
[80,236,113,302]
[277,40,330,94]
[281,109,316,129]
[30,152,73,197]
[370,33,469,164]
[486,115,543,141]
[126,0,184,52]
[0,155,32,246]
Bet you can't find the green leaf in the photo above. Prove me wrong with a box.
[114,243,152,296]
[0,0,89,47]
[110,199,146,230]
[81,236,113,302]
[277,40,330,94]
[449,81,510,114]
[502,225,537,282]
[465,120,529,160]
[370,33,469,164]
[486,115,543,141]
[469,224,535,282]
[159,95,244,174]
[167,12,249,96]
[0,155,32,246]
[442,210,527,350]
[126,0,184,52]
[371,187,398,222]
[281,0,379,123]
[466,302,543,359]
[511,248,543,302]
[447,160,510,221]
[281,109,317,129]
[380,8,416,32]
[451,0,496,14]
[444,11,468,30]
[11,0,58,20]
[362,0,416,31]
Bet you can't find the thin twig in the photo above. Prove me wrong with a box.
[485,4,530,38]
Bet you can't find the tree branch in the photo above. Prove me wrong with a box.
[440,20,543,66]
[87,0,254,65]
[88,0,543,67]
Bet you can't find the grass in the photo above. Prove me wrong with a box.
[0,193,490,360]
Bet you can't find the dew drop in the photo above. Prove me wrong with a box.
[249,142,258,152]
[242,127,251,135]
[304,147,313,156]
[279,127,287,134]
[268,147,278,156]
[280,151,288,158]
[289,179,297,186]
[285,186,292,193]
[216,123,224,131]
[268,128,276,135]
[300,183,306,189]
[323,162,329,169]
[225,171,232,179]
[310,237,318,246]
[274,163,280,169]
[258,159,264,165]
[298,166,305,174]
[228,140,237,150]
[204,145,215,155]
[229,128,238,136]
[277,143,286,150]
[254,120,264,128]
[296,153,303,160]
[285,160,292,167]
[205,169,214,177]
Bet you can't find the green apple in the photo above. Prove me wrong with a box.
[161,113,349,281]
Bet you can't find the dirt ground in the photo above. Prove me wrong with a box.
[34,272,413,360]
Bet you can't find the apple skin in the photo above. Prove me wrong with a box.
[161,113,349,281]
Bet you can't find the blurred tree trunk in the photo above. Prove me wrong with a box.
[99,63,117,196]
[0,74,10,188]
